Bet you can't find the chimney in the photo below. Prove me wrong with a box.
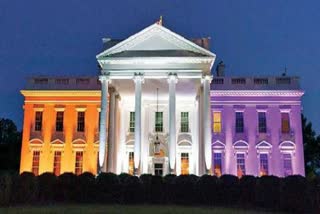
[216,61,225,77]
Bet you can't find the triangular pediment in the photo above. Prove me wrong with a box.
[97,23,215,59]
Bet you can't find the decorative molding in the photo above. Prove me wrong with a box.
[21,90,101,97]
[210,90,304,97]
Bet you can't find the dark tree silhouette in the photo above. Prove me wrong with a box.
[0,118,21,173]
[302,114,320,178]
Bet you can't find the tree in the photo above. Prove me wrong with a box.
[0,118,22,172]
[302,114,320,178]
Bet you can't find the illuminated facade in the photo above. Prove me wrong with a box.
[20,21,305,177]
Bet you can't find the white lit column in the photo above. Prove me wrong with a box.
[134,74,144,175]
[202,75,212,174]
[99,75,110,173]
[168,74,178,173]
[107,88,116,173]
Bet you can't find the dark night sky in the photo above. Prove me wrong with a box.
[0,0,319,132]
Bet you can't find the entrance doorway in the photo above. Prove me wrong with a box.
[154,163,163,176]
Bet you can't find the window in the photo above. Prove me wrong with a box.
[181,153,189,175]
[181,112,189,132]
[213,112,222,133]
[55,78,69,85]
[34,78,48,84]
[259,153,269,176]
[212,78,224,84]
[254,78,268,85]
[283,153,292,176]
[235,112,244,133]
[213,153,222,177]
[32,150,40,176]
[154,163,163,176]
[76,78,90,85]
[281,112,290,133]
[35,111,43,131]
[258,112,267,133]
[129,112,135,132]
[276,77,291,84]
[236,153,246,177]
[77,112,85,132]
[56,111,64,132]
[128,152,134,175]
[53,151,61,176]
[75,151,83,175]
[155,112,163,132]
[232,78,246,84]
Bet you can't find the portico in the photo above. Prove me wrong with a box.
[96,22,216,175]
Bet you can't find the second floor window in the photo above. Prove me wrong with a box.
[35,111,43,131]
[180,112,189,132]
[213,112,222,133]
[155,112,163,132]
[77,112,85,132]
[129,112,135,132]
[56,112,64,132]
[235,112,244,133]
[258,112,267,133]
[281,112,290,133]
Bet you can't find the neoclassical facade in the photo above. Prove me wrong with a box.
[19,21,305,177]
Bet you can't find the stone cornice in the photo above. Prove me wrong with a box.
[21,90,101,97]
[210,90,304,97]
[99,57,213,65]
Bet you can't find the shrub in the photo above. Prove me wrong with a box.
[0,173,12,206]
[280,175,310,213]
[150,175,164,204]
[255,175,281,210]
[218,174,239,206]
[123,176,143,204]
[118,173,131,184]
[38,172,57,203]
[11,172,38,204]
[56,173,77,202]
[197,175,218,205]
[76,172,96,203]
[96,172,121,203]
[239,175,256,206]
[174,175,199,205]
[163,174,176,204]
[140,174,153,203]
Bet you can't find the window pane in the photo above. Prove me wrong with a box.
[258,112,267,133]
[32,150,40,176]
[213,112,222,133]
[236,153,246,177]
[235,112,244,133]
[35,111,43,131]
[56,111,64,132]
[155,112,163,132]
[75,151,83,175]
[259,153,269,176]
[128,152,134,175]
[77,112,85,132]
[53,151,61,176]
[154,163,163,176]
[213,153,222,176]
[283,153,292,176]
[281,113,290,133]
[181,112,189,132]
[129,112,135,132]
[181,153,189,175]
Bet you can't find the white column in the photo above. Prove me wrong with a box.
[98,75,110,173]
[134,74,144,175]
[168,74,178,173]
[202,75,212,173]
[107,88,116,173]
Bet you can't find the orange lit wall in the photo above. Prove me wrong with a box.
[19,90,108,176]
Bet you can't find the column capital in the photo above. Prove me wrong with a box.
[99,75,111,83]
[167,73,178,84]
[133,73,144,83]
[201,75,213,84]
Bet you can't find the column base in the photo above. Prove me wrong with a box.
[205,168,212,175]
[169,168,175,175]
[134,168,140,176]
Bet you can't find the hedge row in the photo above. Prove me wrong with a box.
[0,172,319,213]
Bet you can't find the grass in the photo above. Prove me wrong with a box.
[0,205,276,214]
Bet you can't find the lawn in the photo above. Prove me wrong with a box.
[0,205,276,214]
